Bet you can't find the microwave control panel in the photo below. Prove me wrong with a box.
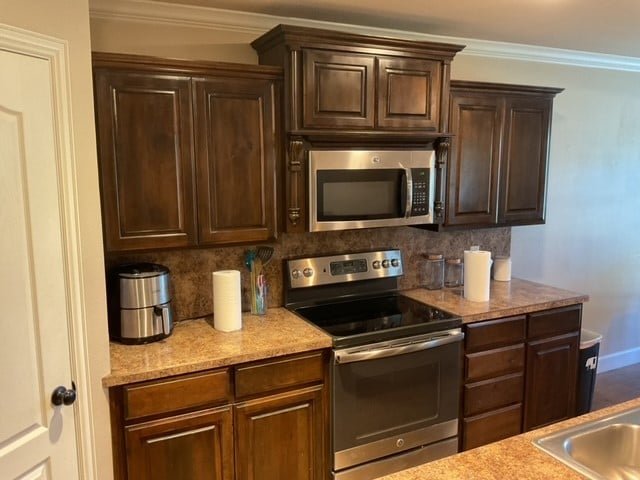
[410,168,431,216]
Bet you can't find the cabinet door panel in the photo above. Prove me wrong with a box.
[302,49,375,129]
[235,386,325,480]
[499,96,552,224]
[125,406,233,480]
[377,57,441,130]
[93,70,196,251]
[194,77,278,245]
[524,332,579,431]
[447,93,502,226]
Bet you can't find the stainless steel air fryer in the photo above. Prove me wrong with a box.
[108,263,173,344]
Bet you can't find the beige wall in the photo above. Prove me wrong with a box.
[89,9,640,370]
[451,56,640,369]
[90,16,257,62]
[2,2,113,478]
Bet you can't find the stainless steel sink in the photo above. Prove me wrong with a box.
[534,406,640,479]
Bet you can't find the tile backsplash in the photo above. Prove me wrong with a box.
[105,226,510,321]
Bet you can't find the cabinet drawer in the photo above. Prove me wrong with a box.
[464,372,524,417]
[528,304,582,339]
[124,369,231,421]
[465,343,525,382]
[462,403,522,451]
[235,352,325,399]
[465,315,526,352]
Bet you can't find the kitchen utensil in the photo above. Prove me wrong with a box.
[256,246,273,270]
[244,249,256,272]
[245,249,267,315]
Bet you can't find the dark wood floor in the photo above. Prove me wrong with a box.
[591,362,640,411]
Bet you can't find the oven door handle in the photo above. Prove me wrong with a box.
[334,329,464,364]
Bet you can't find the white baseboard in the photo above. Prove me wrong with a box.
[597,347,640,373]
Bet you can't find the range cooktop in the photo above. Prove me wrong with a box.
[284,250,461,348]
[293,293,460,348]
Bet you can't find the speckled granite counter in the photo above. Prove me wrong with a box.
[379,397,640,479]
[403,278,588,324]
[105,278,587,387]
[103,308,332,387]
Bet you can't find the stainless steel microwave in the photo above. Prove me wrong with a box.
[308,149,436,232]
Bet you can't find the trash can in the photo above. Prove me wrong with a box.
[576,329,602,415]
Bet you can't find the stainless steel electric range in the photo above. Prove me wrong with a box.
[284,249,463,480]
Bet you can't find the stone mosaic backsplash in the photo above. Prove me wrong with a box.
[105,226,510,321]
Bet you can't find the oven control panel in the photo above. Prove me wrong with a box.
[287,249,403,289]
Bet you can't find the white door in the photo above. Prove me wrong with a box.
[0,47,80,478]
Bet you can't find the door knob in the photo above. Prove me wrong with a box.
[51,382,77,406]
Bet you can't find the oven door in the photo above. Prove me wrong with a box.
[331,329,463,474]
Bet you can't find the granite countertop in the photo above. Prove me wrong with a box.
[104,278,588,387]
[402,277,589,323]
[379,397,640,480]
[103,308,332,387]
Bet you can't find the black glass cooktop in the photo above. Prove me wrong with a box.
[293,293,461,348]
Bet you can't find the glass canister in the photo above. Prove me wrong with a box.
[445,257,464,287]
[423,253,444,290]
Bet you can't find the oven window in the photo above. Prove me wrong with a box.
[332,341,460,452]
[317,169,403,220]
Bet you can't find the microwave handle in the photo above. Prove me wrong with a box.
[401,168,412,218]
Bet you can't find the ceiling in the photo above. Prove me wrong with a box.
[153,0,640,59]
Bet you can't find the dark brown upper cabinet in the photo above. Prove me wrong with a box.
[193,77,278,246]
[301,49,376,130]
[252,24,463,137]
[93,53,281,252]
[445,81,563,228]
[93,68,197,251]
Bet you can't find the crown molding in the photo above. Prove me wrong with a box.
[89,0,640,72]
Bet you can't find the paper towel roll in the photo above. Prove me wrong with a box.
[463,250,492,302]
[493,256,512,282]
[212,270,242,332]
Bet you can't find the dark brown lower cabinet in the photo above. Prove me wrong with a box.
[462,315,526,450]
[110,351,328,480]
[524,332,580,430]
[235,386,325,480]
[462,304,582,450]
[125,407,233,480]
